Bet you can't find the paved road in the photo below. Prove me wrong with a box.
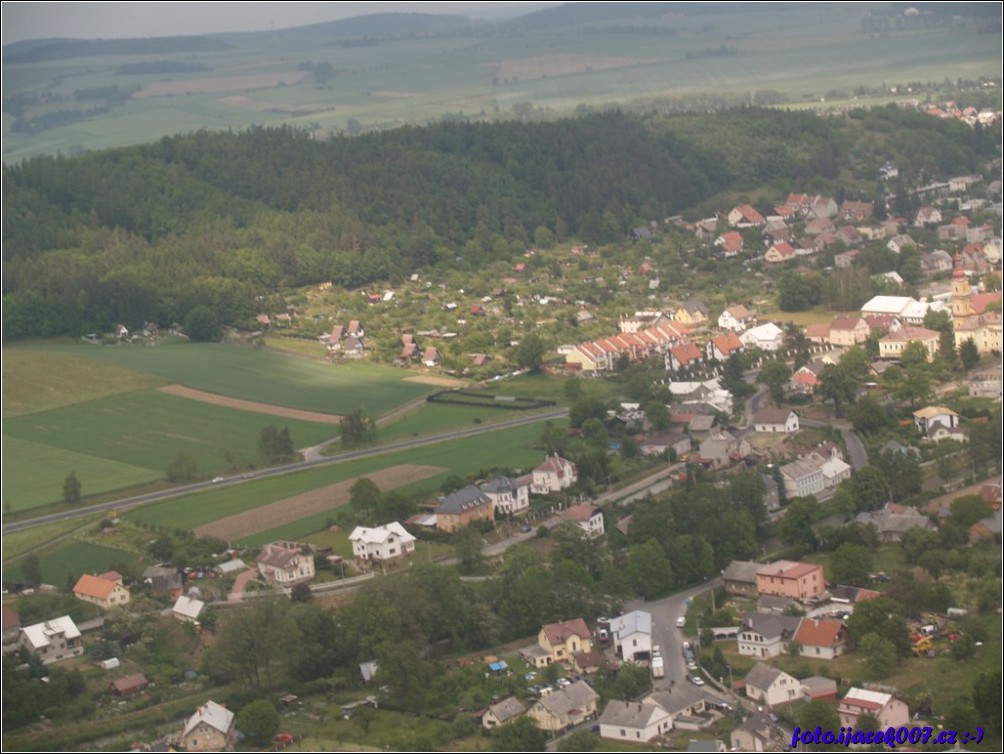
[800,416,869,470]
[2,408,568,534]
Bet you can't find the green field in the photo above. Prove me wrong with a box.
[125,420,554,538]
[2,389,338,510]
[377,402,522,441]
[2,349,166,418]
[3,541,137,585]
[27,343,433,416]
[1,515,102,562]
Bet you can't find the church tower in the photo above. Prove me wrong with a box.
[951,251,974,321]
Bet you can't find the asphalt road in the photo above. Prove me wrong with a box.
[2,408,568,534]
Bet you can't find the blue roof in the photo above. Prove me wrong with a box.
[488,660,508,672]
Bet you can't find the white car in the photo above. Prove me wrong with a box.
[676,616,686,628]
[212,476,225,484]
[687,674,705,686]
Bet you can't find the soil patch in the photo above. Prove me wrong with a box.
[403,375,467,388]
[194,464,447,540]
[158,384,342,424]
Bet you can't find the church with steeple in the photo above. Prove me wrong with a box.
[951,251,1002,353]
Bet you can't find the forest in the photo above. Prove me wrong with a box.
[3,106,998,340]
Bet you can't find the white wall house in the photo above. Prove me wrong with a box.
[349,522,417,562]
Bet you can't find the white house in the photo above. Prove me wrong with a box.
[172,594,205,623]
[482,696,525,729]
[562,504,604,539]
[256,542,315,586]
[753,407,799,434]
[19,616,84,665]
[349,522,417,562]
[609,610,652,661]
[599,700,673,743]
[480,476,530,516]
[718,304,755,333]
[531,454,577,494]
[839,688,910,729]
[780,457,825,499]
[744,663,801,707]
[740,322,785,352]
[737,614,801,659]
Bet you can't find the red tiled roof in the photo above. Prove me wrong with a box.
[541,618,590,646]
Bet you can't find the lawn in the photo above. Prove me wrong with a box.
[0,514,102,561]
[125,420,554,537]
[30,343,434,416]
[3,390,339,508]
[3,540,138,585]
[377,402,522,441]
[2,349,166,417]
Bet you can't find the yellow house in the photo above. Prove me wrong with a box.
[878,326,940,361]
[538,618,593,664]
[73,573,131,610]
[674,300,709,326]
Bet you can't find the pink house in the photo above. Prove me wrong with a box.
[839,688,909,729]
[756,561,825,600]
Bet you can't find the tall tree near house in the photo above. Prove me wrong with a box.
[757,359,791,407]
[959,338,980,369]
[340,407,376,446]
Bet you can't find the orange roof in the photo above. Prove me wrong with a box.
[794,618,845,648]
[74,573,119,600]
[971,292,1002,314]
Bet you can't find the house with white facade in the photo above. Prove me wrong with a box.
[718,305,755,333]
[609,610,652,661]
[480,476,530,516]
[740,322,785,352]
[599,700,673,744]
[744,663,801,708]
[349,522,417,562]
[562,504,604,539]
[532,454,577,494]
[737,613,801,659]
[839,688,909,729]
[19,616,84,665]
[753,407,799,434]
[780,457,825,499]
[257,541,315,586]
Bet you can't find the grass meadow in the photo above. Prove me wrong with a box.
[2,540,138,585]
[27,343,433,416]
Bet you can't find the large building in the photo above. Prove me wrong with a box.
[951,252,1003,353]
[435,485,494,533]
[756,561,825,600]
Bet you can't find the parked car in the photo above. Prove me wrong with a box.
[676,615,686,628]
[687,674,705,686]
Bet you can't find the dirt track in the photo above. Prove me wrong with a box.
[158,384,343,424]
[193,464,446,541]
[403,375,466,387]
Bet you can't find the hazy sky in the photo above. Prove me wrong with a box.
[2,2,563,45]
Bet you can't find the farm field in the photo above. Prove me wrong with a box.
[376,402,523,441]
[2,389,338,510]
[1,514,101,562]
[125,420,554,542]
[26,343,433,416]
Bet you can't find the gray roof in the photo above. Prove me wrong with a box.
[744,662,787,691]
[756,594,795,613]
[487,696,525,723]
[480,476,523,494]
[182,701,234,737]
[536,681,598,717]
[881,513,933,534]
[742,613,801,641]
[754,407,796,425]
[609,610,652,637]
[780,457,823,481]
[645,684,707,716]
[599,700,668,728]
[436,485,491,514]
[723,560,759,585]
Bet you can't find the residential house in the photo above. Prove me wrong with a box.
[737,613,801,659]
[780,457,825,498]
[73,573,131,610]
[800,676,838,703]
[753,407,799,434]
[715,231,744,257]
[728,204,766,228]
[723,560,760,598]
[763,241,796,264]
[639,430,691,458]
[527,681,599,733]
[921,250,955,277]
[143,565,183,598]
[19,616,83,664]
[744,663,801,708]
[645,687,712,731]
[482,697,525,729]
[2,605,21,644]
[740,322,784,352]
[349,522,416,562]
[731,712,779,752]
[435,485,494,533]
[912,406,959,435]
[539,619,593,664]
[699,430,750,469]
[794,618,848,659]
[879,326,941,361]
[480,476,530,517]
[422,347,441,368]
[173,594,205,623]
[706,332,744,361]
[717,305,755,333]
[110,673,149,696]
[839,200,874,223]
[609,610,652,661]
[531,454,577,494]
[914,206,943,227]
[969,510,1003,544]
[838,688,909,729]
[340,335,364,359]
[562,505,604,539]
[819,455,853,490]
[257,541,315,586]
[791,361,825,395]
[856,506,935,543]
[807,195,839,219]
[828,316,870,346]
[969,367,1003,400]
[757,561,825,600]
[675,300,709,326]
[599,700,672,743]
[180,701,237,752]
[887,233,917,254]
[667,342,704,372]
[833,248,862,268]
[804,217,835,236]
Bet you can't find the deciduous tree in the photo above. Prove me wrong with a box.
[62,471,82,504]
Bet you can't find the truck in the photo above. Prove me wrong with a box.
[651,650,665,679]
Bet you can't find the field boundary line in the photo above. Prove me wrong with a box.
[157,384,343,424]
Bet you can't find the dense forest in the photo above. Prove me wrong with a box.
[2,106,997,339]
